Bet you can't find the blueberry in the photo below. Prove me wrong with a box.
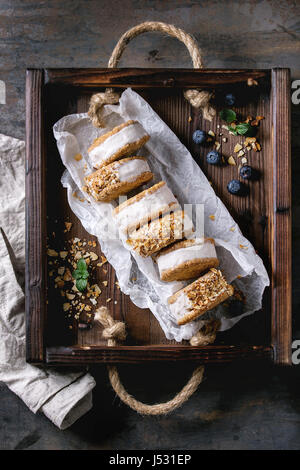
[240,165,253,180]
[227,179,244,195]
[225,93,235,106]
[192,129,207,144]
[206,150,221,165]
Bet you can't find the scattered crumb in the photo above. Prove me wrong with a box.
[228,156,236,166]
[65,222,72,232]
[234,143,243,153]
[74,153,82,161]
[47,249,58,257]
[209,215,215,221]
[247,77,258,86]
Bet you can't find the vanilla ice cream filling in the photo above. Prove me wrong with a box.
[168,292,192,320]
[117,158,150,182]
[157,239,217,274]
[114,183,180,233]
[88,122,148,167]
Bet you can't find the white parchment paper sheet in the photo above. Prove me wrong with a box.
[53,88,269,342]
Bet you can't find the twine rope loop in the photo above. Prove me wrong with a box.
[88,21,216,127]
[95,307,219,415]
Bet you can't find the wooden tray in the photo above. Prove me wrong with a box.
[25,68,291,366]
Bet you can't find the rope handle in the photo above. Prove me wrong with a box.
[107,21,203,69]
[88,21,216,128]
[95,308,219,416]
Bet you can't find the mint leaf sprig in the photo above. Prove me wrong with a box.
[72,258,89,292]
[219,108,237,124]
[220,109,257,137]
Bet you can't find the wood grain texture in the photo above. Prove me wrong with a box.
[44,68,270,88]
[271,69,292,365]
[25,69,46,363]
[46,344,273,365]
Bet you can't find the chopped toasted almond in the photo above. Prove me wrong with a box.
[90,252,98,261]
[102,281,108,287]
[228,156,236,166]
[65,222,72,232]
[47,249,58,257]
[60,251,68,259]
[234,143,243,153]
[237,150,245,158]
[244,137,256,145]
[208,130,215,137]
[63,302,71,312]
[74,251,82,260]
[241,157,248,164]
[106,298,112,303]
[66,293,75,300]
[188,116,192,122]
[57,267,65,276]
[247,78,258,86]
[63,268,72,281]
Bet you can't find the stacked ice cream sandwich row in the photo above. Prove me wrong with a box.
[83,119,234,325]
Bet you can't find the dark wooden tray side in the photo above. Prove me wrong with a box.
[25,69,46,363]
[25,68,291,365]
[271,69,292,365]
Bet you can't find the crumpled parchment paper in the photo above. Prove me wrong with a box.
[53,88,270,342]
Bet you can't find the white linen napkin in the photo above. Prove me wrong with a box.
[0,133,96,429]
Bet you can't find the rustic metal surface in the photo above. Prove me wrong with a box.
[0,0,300,450]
